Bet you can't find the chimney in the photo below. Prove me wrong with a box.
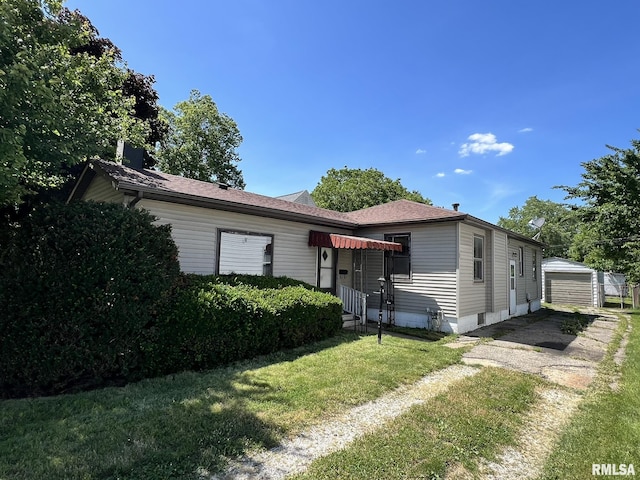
[452,203,460,211]
[116,140,145,170]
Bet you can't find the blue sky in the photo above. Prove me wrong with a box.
[66,0,640,223]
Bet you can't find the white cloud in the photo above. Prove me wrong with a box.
[454,168,472,175]
[518,127,533,133]
[458,133,514,157]
[415,148,427,154]
[435,172,445,178]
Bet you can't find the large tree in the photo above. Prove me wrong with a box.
[311,167,431,212]
[0,0,148,207]
[562,137,640,283]
[156,90,245,188]
[497,196,580,258]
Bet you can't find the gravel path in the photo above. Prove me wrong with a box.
[209,364,479,480]
[475,387,582,480]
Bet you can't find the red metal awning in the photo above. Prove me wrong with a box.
[308,230,403,251]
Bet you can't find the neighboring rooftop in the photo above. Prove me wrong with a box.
[276,190,317,207]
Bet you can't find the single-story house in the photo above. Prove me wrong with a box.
[541,257,605,307]
[68,156,544,334]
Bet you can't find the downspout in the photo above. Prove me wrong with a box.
[124,191,143,209]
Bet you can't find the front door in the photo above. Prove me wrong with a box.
[509,260,517,315]
[318,247,336,294]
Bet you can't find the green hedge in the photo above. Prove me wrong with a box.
[0,201,343,397]
[214,273,314,289]
[0,201,180,397]
[143,275,343,375]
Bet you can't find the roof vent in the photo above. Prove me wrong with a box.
[452,203,460,211]
[218,182,229,190]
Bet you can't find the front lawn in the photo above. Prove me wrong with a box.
[0,332,463,479]
[291,368,541,480]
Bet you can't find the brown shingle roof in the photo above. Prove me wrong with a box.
[77,160,541,246]
[345,199,467,226]
[84,161,467,229]
[91,160,355,227]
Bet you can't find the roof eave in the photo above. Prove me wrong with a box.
[355,214,469,229]
[117,183,358,229]
[465,215,545,247]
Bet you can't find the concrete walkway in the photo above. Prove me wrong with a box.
[450,306,623,390]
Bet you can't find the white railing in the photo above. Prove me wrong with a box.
[339,285,367,321]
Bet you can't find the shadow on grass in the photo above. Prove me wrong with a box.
[0,333,362,479]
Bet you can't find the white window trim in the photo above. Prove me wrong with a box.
[473,235,484,282]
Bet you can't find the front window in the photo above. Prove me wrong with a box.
[384,233,411,281]
[474,235,484,282]
[218,230,273,276]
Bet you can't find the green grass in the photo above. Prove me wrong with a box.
[291,368,541,480]
[603,295,633,309]
[0,332,464,479]
[559,312,591,335]
[538,311,638,480]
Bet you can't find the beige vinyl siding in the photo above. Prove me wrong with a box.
[360,223,459,318]
[137,199,351,284]
[508,239,542,304]
[83,175,124,204]
[492,231,508,311]
[458,223,490,317]
[524,245,541,300]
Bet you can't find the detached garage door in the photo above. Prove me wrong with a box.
[545,272,593,306]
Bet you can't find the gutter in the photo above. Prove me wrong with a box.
[116,184,359,230]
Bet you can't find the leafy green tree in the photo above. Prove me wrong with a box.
[0,0,148,207]
[311,167,431,212]
[56,8,165,163]
[562,137,640,283]
[156,90,245,188]
[497,196,579,258]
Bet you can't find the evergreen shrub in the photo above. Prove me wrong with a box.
[0,201,180,397]
[144,275,343,376]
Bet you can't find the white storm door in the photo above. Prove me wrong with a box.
[319,247,335,292]
[509,260,517,314]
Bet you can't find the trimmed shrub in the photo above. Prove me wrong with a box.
[215,273,314,289]
[144,276,343,376]
[0,201,180,397]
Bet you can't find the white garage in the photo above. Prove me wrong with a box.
[542,257,604,307]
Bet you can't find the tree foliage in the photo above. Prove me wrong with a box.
[156,90,245,188]
[311,167,431,212]
[0,0,150,207]
[497,196,579,258]
[562,137,640,283]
